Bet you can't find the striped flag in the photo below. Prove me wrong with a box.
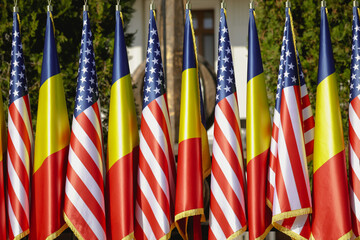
[208,7,247,240]
[174,8,204,240]
[7,10,33,240]
[349,5,360,239]
[311,6,352,240]
[30,9,70,240]
[106,8,139,240]
[297,54,314,162]
[266,7,312,239]
[246,7,272,240]
[63,10,106,240]
[134,9,176,240]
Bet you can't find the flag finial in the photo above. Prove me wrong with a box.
[186,0,191,9]
[354,1,359,7]
[286,0,291,8]
[221,0,227,9]
[321,1,326,7]
[150,0,155,10]
[13,0,18,12]
[250,0,254,9]
[47,0,52,11]
[116,0,121,11]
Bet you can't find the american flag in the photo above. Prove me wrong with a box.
[208,8,247,240]
[266,8,312,239]
[349,5,360,238]
[7,11,33,240]
[63,11,106,240]
[135,9,176,240]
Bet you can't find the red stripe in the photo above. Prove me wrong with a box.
[134,219,149,240]
[352,96,360,120]
[208,227,216,240]
[299,217,311,239]
[272,123,279,143]
[352,209,360,238]
[209,191,233,237]
[76,111,103,158]
[301,95,311,109]
[23,96,32,125]
[65,164,106,228]
[312,150,352,240]
[350,122,360,160]
[7,136,30,194]
[106,147,138,240]
[303,117,315,131]
[64,195,98,240]
[217,98,242,145]
[29,147,68,240]
[9,103,31,158]
[350,166,360,209]
[70,135,104,194]
[305,140,314,158]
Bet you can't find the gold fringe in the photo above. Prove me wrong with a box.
[63,213,84,240]
[175,208,204,222]
[273,222,308,240]
[158,222,176,240]
[255,223,273,240]
[227,225,247,240]
[266,198,273,210]
[121,231,135,240]
[272,208,312,223]
[45,223,68,240]
[310,230,353,240]
[13,229,29,240]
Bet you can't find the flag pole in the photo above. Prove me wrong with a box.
[321,0,326,7]
[355,0,359,7]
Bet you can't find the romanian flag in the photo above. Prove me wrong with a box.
[174,8,204,240]
[0,92,6,239]
[106,9,139,240]
[246,7,272,240]
[30,9,70,240]
[311,6,352,240]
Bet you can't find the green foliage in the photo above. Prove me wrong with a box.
[0,0,135,143]
[256,0,353,175]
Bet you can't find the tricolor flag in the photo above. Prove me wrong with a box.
[200,85,211,180]
[30,8,70,240]
[349,4,360,239]
[208,6,247,240]
[106,8,139,240]
[246,7,272,240]
[311,5,352,240]
[134,9,176,240]
[63,9,106,240]
[174,8,204,240]
[266,7,312,239]
[7,10,33,240]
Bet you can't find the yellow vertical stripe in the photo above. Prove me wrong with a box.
[246,73,272,164]
[179,68,201,143]
[33,74,70,173]
[313,73,344,173]
[107,74,139,171]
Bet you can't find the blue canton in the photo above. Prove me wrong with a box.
[9,12,28,105]
[74,11,99,118]
[297,52,306,87]
[275,8,300,113]
[216,9,236,104]
[142,10,166,109]
[350,7,360,102]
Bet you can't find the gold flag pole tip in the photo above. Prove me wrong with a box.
[354,1,359,7]
[116,4,121,11]
[221,0,227,9]
[321,1,326,7]
[186,0,191,9]
[83,4,89,11]
[286,1,291,8]
[249,1,254,9]
[47,5,53,11]
[13,6,19,12]
[150,1,155,10]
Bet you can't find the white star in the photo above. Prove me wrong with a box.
[147,48,152,54]
[12,41,16,47]
[154,49,160,56]
[280,55,285,60]
[281,45,285,51]
[85,48,91,55]
[224,85,231,92]
[154,87,160,94]
[13,60,19,67]
[92,60,96,66]
[88,87,94,93]
[90,78,95,84]
[77,95,83,101]
[13,31,19,38]
[350,93,352,99]
[230,68,234,75]
[354,35,358,41]
[10,80,13,86]
[81,39,84,45]
[220,65,227,72]
[277,83,281,89]
[353,44,356,50]
[82,29,86,35]
[227,76,233,83]
[19,43,22,49]
[216,95,219,100]
[82,66,88,73]
[284,71,289,78]
[86,95,92,103]
[146,86,151,93]
[220,36,226,43]
[15,81,22,88]
[91,69,95,75]
[15,51,22,58]
[159,70,163,77]
[352,74,357,80]
[217,85,221,91]
[144,96,149,102]
[11,70,16,76]
[279,65,284,70]
[276,93,280,98]
[150,67,156,74]
[285,50,292,57]
[300,72,305,79]
[356,25,360,32]
[149,38,154,45]
[278,74,282,80]
[80,76,86,83]
[79,85,85,92]
[152,58,159,65]
[150,29,157,35]
[354,64,359,71]
[223,56,229,63]
[222,27,228,34]
[84,57,90,64]
[288,62,295,70]
[291,76,297,83]
[357,84,360,91]
[356,55,360,62]
[156,78,162,85]
[13,89,19,96]
[219,75,224,81]
[76,105,82,111]
[87,39,92,46]
[219,46,223,52]
[148,76,154,83]
[225,47,231,55]
[89,31,92,37]
[84,20,87,25]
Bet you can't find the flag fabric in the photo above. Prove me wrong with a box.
[106,9,139,240]
[134,9,176,240]
[7,10,33,240]
[349,5,360,239]
[246,8,272,240]
[311,6,352,240]
[297,54,314,162]
[30,9,70,240]
[63,10,106,240]
[199,83,211,179]
[208,7,247,240]
[266,7,312,240]
[174,8,204,240]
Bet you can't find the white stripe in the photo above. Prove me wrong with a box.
[302,106,312,121]
[300,84,308,98]
[289,215,307,235]
[284,87,311,202]
[350,145,360,184]
[270,137,278,158]
[215,104,242,160]
[7,195,22,237]
[273,185,282,216]
[136,202,157,240]
[13,97,33,146]
[268,166,276,189]
[7,153,29,219]
[212,139,245,207]
[209,210,227,240]
[350,186,360,223]
[350,105,360,142]
[71,117,102,171]
[65,178,106,240]
[226,94,241,127]
[277,122,301,210]
[139,132,170,201]
[138,169,170,234]
[68,147,105,211]
[210,174,242,232]
[8,112,30,170]
[83,104,103,145]
[304,129,314,144]
[274,109,280,127]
